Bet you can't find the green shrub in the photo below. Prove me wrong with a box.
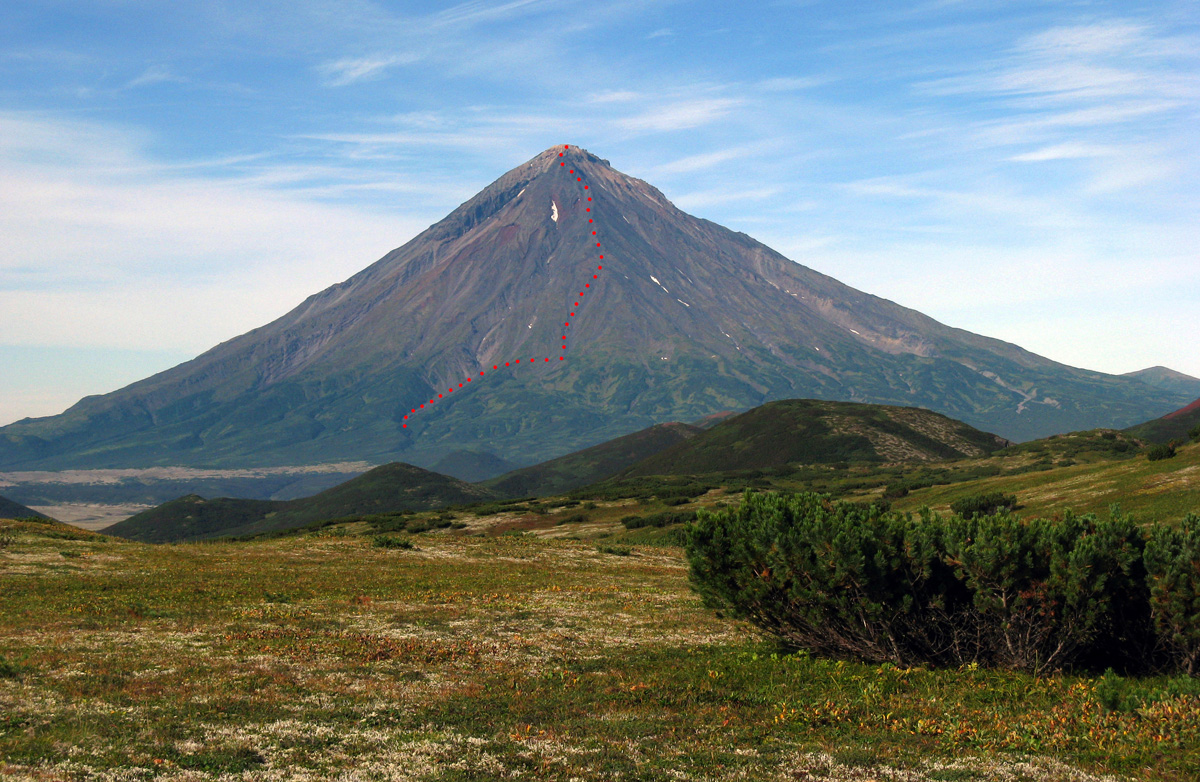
[597,544,632,556]
[941,509,1148,674]
[621,510,697,529]
[0,655,24,679]
[950,492,1017,517]
[685,491,1164,674]
[555,513,588,526]
[0,529,15,549]
[372,535,414,550]
[1144,514,1200,675]
[685,492,975,667]
[1093,668,1200,712]
[881,484,909,500]
[1190,425,1200,443]
[1147,443,1177,461]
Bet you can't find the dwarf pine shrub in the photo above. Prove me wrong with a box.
[1144,514,1200,675]
[686,491,1190,675]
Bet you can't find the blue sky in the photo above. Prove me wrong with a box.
[2,0,1198,426]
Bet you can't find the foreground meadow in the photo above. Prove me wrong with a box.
[2,518,1198,781]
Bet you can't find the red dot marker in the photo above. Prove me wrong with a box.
[438,394,443,398]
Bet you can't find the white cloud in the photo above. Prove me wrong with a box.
[674,186,782,210]
[1009,142,1117,162]
[757,76,826,92]
[616,98,743,132]
[317,53,419,86]
[649,146,757,176]
[0,113,426,354]
[126,65,185,89]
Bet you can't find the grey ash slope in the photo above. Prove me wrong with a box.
[0,146,1188,470]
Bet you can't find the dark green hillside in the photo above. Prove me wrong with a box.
[1125,398,1200,444]
[430,450,519,482]
[484,422,702,498]
[621,399,1007,478]
[104,463,500,543]
[105,495,281,544]
[0,493,50,520]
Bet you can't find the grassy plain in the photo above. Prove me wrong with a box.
[3,512,1200,781]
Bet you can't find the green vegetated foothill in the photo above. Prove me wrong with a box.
[0,494,51,522]
[1125,396,1200,444]
[104,463,499,543]
[686,491,1200,676]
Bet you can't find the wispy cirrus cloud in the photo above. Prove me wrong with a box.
[616,98,743,132]
[1008,142,1117,162]
[317,53,420,86]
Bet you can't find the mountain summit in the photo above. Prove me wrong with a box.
[0,146,1187,469]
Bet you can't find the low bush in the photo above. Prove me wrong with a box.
[1144,514,1200,675]
[1190,425,1200,443]
[597,544,632,557]
[554,513,588,526]
[685,491,1189,675]
[950,492,1017,517]
[372,535,414,550]
[1147,443,1177,462]
[621,510,697,529]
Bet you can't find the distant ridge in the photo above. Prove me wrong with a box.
[1123,367,1200,400]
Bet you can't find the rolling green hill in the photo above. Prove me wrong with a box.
[483,422,703,498]
[1125,398,1200,444]
[104,462,499,543]
[888,437,1200,524]
[0,493,49,521]
[618,399,1007,478]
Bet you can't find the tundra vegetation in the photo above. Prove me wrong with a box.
[3,437,1200,780]
[2,504,1199,781]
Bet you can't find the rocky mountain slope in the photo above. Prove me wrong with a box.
[1,146,1188,470]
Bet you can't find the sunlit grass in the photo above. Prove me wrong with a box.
[2,516,1197,780]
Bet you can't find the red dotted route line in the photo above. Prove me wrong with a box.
[402,144,605,430]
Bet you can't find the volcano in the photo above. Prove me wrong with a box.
[0,145,1188,470]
